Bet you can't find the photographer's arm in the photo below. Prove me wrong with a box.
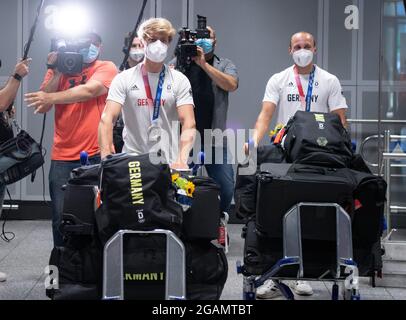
[41,53,61,93]
[201,63,238,92]
[42,71,61,93]
[25,80,107,113]
[0,59,31,111]
[98,100,122,159]
[193,48,238,92]
[0,78,22,112]
[171,104,196,170]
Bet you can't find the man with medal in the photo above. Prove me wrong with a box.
[249,31,348,299]
[99,18,196,169]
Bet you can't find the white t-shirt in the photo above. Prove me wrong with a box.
[263,65,348,126]
[107,64,194,163]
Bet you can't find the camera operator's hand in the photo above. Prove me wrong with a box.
[25,91,54,114]
[14,58,32,78]
[192,46,207,68]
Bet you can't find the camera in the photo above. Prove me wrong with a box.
[176,28,198,70]
[176,15,210,72]
[50,38,90,75]
[196,15,210,39]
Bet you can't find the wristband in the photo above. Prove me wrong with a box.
[12,73,22,81]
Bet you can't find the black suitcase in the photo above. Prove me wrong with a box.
[256,164,355,239]
[182,176,221,241]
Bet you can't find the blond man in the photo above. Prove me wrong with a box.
[99,18,196,168]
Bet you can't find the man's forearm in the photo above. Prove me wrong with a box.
[201,62,238,92]
[98,117,115,159]
[177,121,196,165]
[48,84,100,105]
[0,78,21,111]
[42,72,61,93]
[253,114,272,146]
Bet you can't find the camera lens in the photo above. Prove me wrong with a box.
[65,58,75,69]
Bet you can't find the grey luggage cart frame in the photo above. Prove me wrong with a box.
[103,229,186,300]
[237,202,360,300]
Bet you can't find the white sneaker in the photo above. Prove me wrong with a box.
[256,279,282,299]
[0,271,7,282]
[291,280,313,296]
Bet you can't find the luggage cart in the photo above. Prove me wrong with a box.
[237,202,360,300]
[103,229,186,300]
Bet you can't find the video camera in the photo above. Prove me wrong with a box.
[50,38,91,75]
[176,15,210,72]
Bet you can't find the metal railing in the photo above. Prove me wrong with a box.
[348,119,406,125]
[382,130,406,232]
[348,120,406,230]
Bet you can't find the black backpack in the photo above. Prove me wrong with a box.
[283,111,353,167]
[96,153,183,244]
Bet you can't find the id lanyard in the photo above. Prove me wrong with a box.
[293,65,316,112]
[141,64,166,125]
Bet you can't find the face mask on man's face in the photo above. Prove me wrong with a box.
[292,49,314,68]
[129,49,145,62]
[195,38,214,54]
[80,44,100,64]
[145,40,168,63]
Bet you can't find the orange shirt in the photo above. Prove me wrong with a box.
[40,60,118,161]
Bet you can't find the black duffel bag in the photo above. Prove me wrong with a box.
[234,144,285,221]
[96,153,183,244]
[0,130,44,185]
[181,176,221,241]
[256,164,355,238]
[283,111,353,167]
[185,241,228,300]
[46,236,103,300]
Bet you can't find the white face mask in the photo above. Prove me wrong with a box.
[292,49,314,68]
[145,40,168,63]
[129,49,145,62]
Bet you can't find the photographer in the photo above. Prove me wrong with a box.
[24,32,118,247]
[0,58,31,282]
[172,24,239,214]
[99,17,196,169]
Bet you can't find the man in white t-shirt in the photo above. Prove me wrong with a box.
[99,18,196,169]
[251,31,348,299]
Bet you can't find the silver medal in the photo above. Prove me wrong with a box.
[148,124,161,142]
